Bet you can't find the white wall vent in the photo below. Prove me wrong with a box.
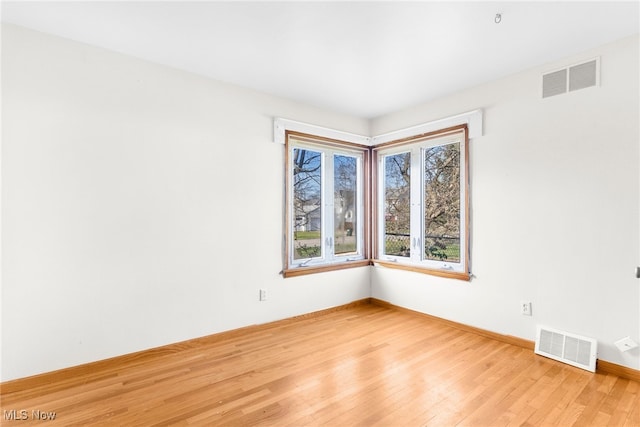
[535,325,597,372]
[542,58,600,98]
[542,69,567,98]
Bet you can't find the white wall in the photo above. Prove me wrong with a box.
[2,24,638,382]
[371,35,640,370]
[1,24,371,382]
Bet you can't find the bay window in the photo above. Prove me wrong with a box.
[282,123,470,280]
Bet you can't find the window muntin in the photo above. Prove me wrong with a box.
[375,128,468,274]
[286,133,366,272]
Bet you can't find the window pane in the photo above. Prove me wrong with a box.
[293,148,322,260]
[424,143,460,262]
[334,155,357,255]
[384,153,411,257]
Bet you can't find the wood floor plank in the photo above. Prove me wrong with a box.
[1,304,638,426]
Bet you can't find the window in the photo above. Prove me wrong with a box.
[284,132,369,277]
[281,122,471,280]
[374,126,469,279]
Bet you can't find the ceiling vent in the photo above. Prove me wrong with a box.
[542,58,599,98]
[535,325,597,372]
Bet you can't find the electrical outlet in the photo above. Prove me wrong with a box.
[259,289,267,301]
[521,301,532,316]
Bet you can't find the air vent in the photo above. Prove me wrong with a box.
[542,69,567,98]
[535,325,597,372]
[542,58,600,98]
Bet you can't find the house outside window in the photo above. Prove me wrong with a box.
[283,132,369,277]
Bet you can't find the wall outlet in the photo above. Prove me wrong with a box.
[521,301,532,316]
[259,289,267,301]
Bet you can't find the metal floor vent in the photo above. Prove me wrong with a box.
[542,58,599,98]
[535,325,597,372]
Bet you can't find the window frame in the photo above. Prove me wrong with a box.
[283,131,371,278]
[281,124,470,281]
[372,125,470,280]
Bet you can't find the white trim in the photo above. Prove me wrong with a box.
[274,118,371,145]
[371,109,482,145]
[274,109,483,146]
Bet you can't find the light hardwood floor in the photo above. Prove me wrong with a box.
[1,303,638,426]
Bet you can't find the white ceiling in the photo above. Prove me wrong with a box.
[2,1,639,119]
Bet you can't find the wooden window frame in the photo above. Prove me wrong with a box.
[283,131,371,278]
[372,125,470,281]
[282,125,470,281]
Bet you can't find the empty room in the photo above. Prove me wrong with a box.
[1,1,639,425]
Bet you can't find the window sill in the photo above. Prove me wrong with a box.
[283,259,371,278]
[372,260,471,281]
[283,259,470,281]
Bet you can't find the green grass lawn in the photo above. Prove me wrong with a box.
[384,236,460,261]
[294,230,320,240]
[426,243,460,262]
[294,232,458,261]
[293,240,356,259]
